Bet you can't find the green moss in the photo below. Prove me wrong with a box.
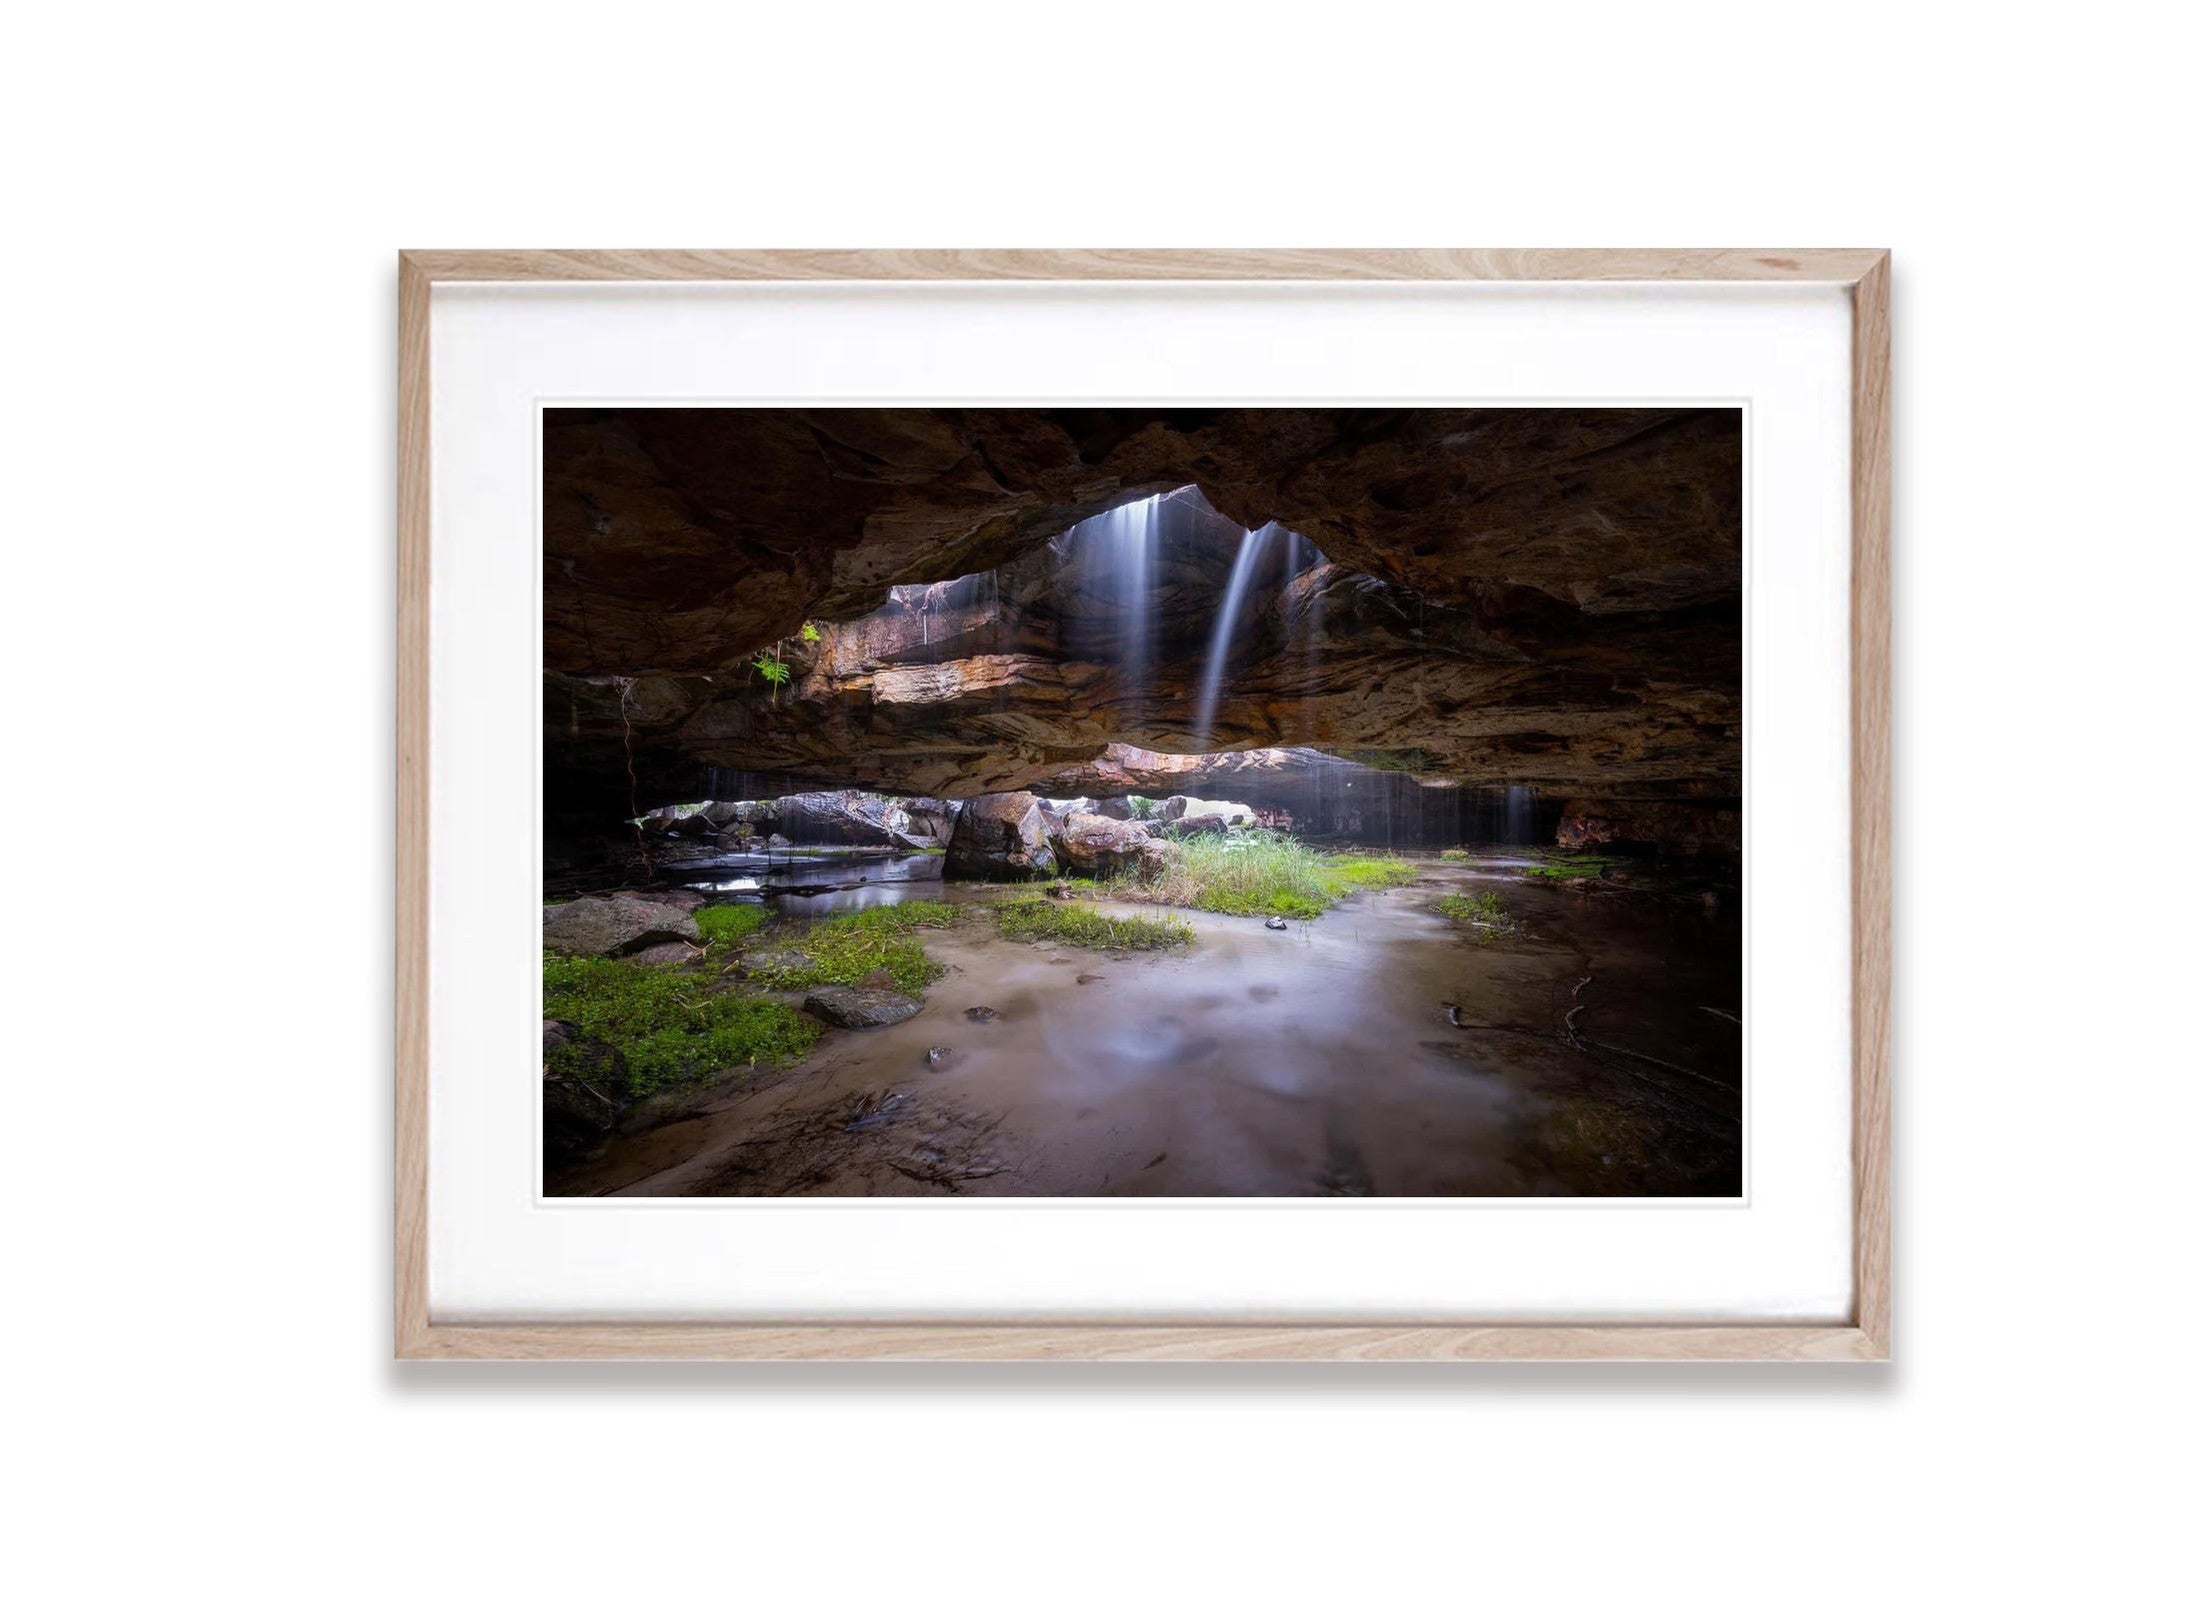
[693,902,771,944]
[749,901,961,995]
[1526,855,1616,882]
[1320,855,1418,892]
[1439,847,1472,861]
[996,898,1194,950]
[543,955,819,1099]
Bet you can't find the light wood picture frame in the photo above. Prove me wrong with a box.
[397,249,1890,1360]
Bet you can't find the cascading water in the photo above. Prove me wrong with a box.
[1191,522,1275,750]
[1057,495,1162,708]
[1504,784,1533,844]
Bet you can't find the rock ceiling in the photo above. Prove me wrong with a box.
[543,407,1741,825]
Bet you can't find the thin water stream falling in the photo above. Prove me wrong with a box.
[1503,784,1533,844]
[1058,495,1161,701]
[1191,522,1275,749]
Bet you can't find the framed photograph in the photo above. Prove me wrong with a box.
[398,249,1889,1359]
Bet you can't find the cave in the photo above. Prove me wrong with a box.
[542,407,1743,1198]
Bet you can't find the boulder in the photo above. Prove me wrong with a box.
[543,894,700,957]
[1058,812,1177,881]
[898,797,961,844]
[804,986,924,1028]
[1094,796,1135,821]
[1171,813,1228,838]
[777,789,893,845]
[945,791,1061,879]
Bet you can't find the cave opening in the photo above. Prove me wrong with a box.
[542,406,1743,1200]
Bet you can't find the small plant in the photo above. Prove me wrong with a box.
[694,903,771,945]
[1435,889,1515,941]
[1126,794,1159,821]
[752,623,821,703]
[1440,847,1472,861]
[996,898,1193,950]
[751,651,792,703]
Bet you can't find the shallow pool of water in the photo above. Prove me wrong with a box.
[554,857,1742,1200]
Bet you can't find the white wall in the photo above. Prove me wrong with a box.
[9,3,2190,1593]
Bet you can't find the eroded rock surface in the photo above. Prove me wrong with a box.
[1057,813,1177,880]
[804,986,924,1029]
[542,894,700,957]
[945,791,1061,879]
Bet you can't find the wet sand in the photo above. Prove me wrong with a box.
[551,857,1741,1199]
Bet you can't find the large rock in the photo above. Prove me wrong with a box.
[804,986,924,1028]
[898,796,961,844]
[543,894,700,957]
[1058,812,1177,881]
[945,791,1060,879]
[775,789,898,845]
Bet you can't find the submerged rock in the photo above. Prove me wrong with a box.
[804,986,924,1029]
[543,894,700,957]
[945,791,1061,879]
[964,1005,999,1024]
[1264,916,1289,931]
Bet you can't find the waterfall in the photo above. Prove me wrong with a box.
[1057,495,1161,705]
[1504,784,1533,844]
[1191,523,1274,750]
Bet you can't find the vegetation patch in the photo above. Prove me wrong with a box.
[1435,888,1516,941]
[543,955,820,1100]
[996,897,1193,950]
[693,902,771,944]
[748,901,961,995]
[1439,847,1472,861]
[1526,854,1619,882]
[1129,830,1418,918]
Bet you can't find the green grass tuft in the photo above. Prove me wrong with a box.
[1434,889,1515,942]
[1132,831,1417,917]
[544,955,819,1100]
[996,898,1194,950]
[1439,847,1472,861]
[748,901,961,995]
[693,902,771,944]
